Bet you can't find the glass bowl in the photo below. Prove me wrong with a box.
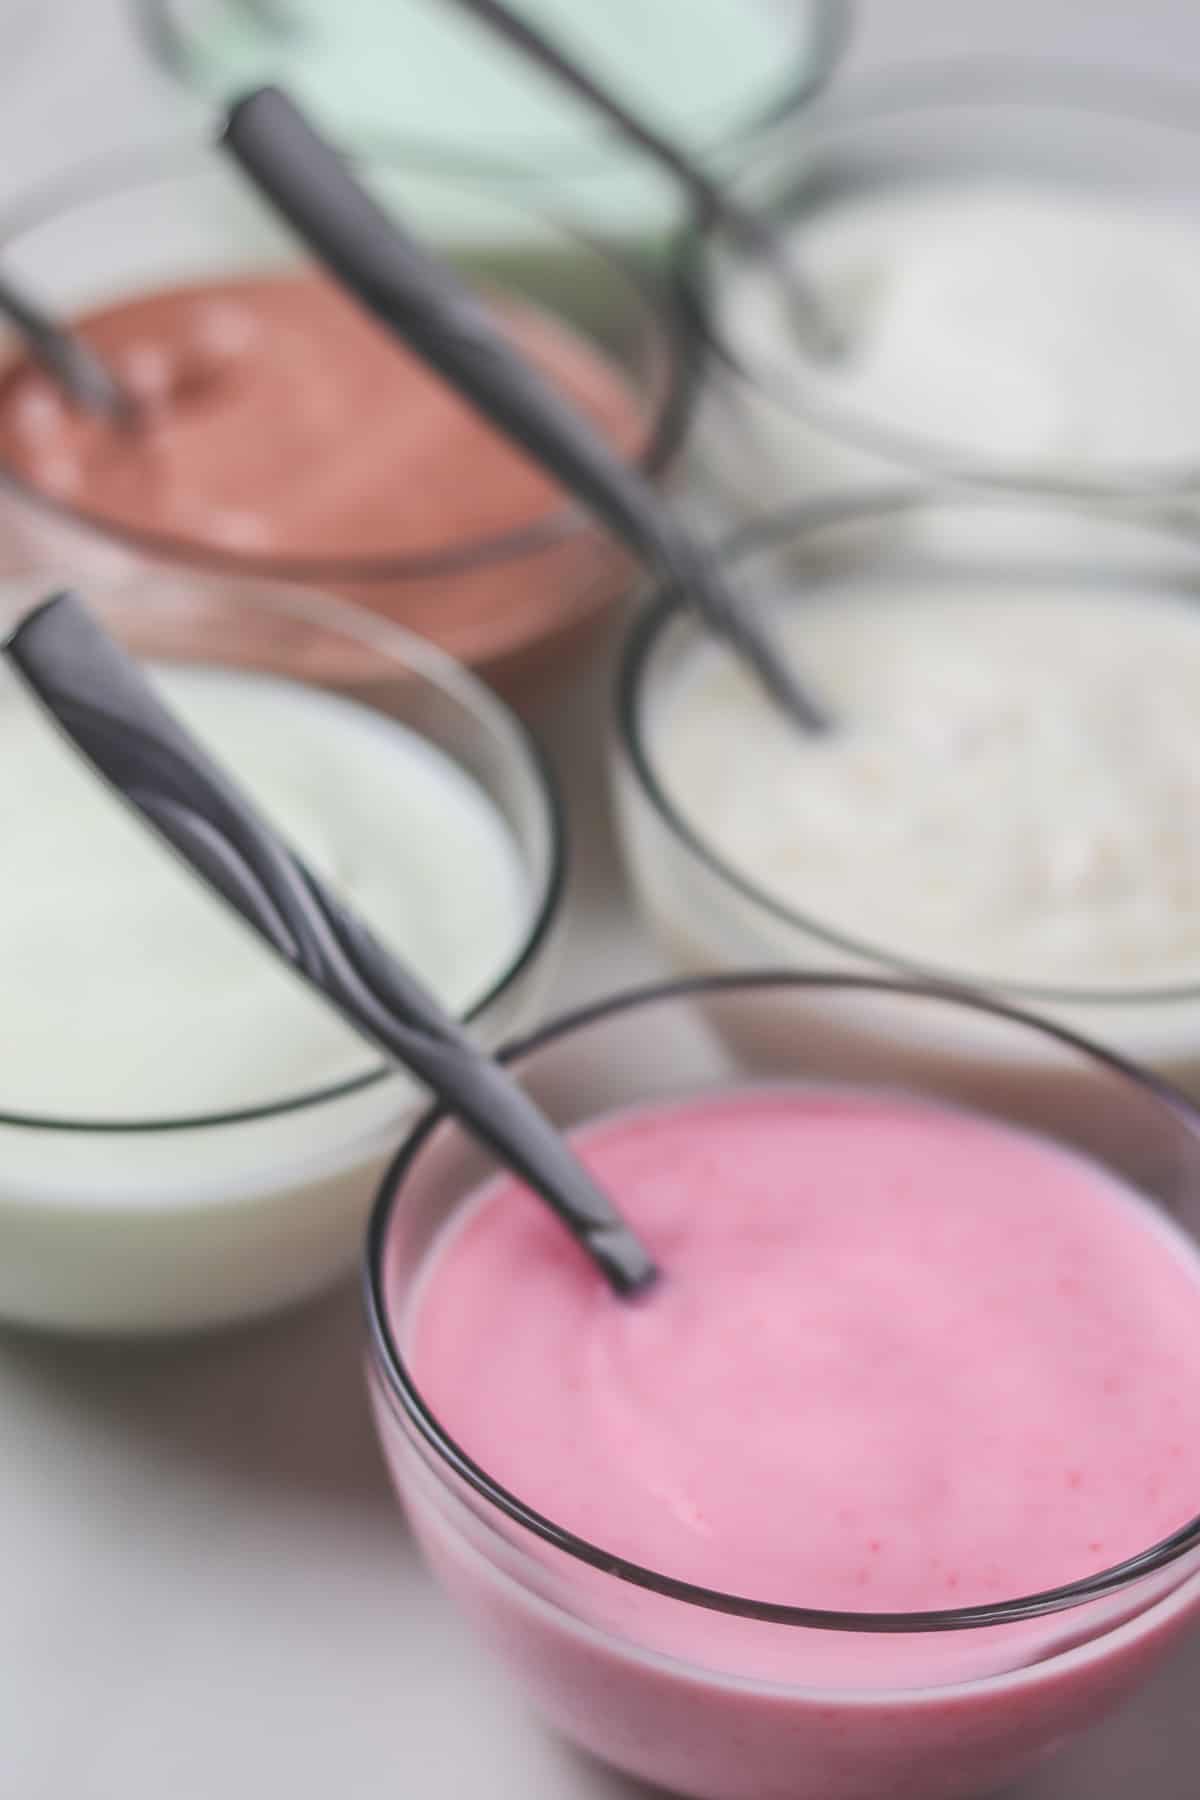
[615,490,1200,1093]
[0,569,563,1335]
[366,973,1200,1800]
[133,0,851,252]
[0,139,691,700]
[678,61,1200,515]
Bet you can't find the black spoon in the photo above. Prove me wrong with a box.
[439,0,842,360]
[221,85,830,735]
[0,272,136,422]
[5,591,659,1299]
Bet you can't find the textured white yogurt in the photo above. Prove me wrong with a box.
[0,661,534,1333]
[707,182,1200,499]
[650,585,1200,989]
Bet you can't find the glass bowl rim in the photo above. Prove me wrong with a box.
[131,0,852,175]
[365,968,1200,1634]
[674,56,1200,501]
[0,136,695,578]
[0,578,566,1135]
[617,485,1200,1008]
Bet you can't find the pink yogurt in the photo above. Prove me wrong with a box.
[374,1087,1200,1800]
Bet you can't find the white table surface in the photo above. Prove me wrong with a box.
[5,4,1200,1796]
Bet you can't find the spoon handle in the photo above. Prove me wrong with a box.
[0,272,134,422]
[221,86,827,734]
[5,592,659,1298]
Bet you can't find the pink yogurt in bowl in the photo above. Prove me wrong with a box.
[365,975,1200,1800]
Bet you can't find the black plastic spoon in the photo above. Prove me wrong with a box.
[5,591,659,1299]
[221,85,830,735]
[439,0,842,360]
[0,273,135,422]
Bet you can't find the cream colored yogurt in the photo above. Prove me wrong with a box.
[706,182,1200,502]
[649,584,1200,990]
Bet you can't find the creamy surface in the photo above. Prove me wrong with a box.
[2,661,528,1118]
[650,585,1200,987]
[0,272,642,562]
[721,182,1200,474]
[408,1086,1200,1611]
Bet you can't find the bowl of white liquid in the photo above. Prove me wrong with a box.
[681,63,1200,512]
[616,491,1200,1100]
[0,571,562,1334]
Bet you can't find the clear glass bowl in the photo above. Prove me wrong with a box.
[679,61,1200,514]
[0,569,563,1335]
[133,0,851,250]
[615,490,1200,1093]
[0,140,691,698]
[366,973,1200,1800]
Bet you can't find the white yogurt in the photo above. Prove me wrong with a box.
[705,182,1200,503]
[648,584,1200,992]
[0,662,537,1333]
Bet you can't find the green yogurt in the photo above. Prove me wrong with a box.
[141,0,847,249]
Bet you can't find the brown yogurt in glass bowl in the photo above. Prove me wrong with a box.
[0,143,690,696]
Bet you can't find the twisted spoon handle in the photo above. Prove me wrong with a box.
[6,593,659,1297]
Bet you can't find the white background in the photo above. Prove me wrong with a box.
[3,4,1200,1796]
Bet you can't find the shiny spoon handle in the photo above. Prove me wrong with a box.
[0,272,134,422]
[5,593,659,1298]
[221,86,828,734]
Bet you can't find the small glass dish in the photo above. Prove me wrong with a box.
[0,139,691,700]
[0,569,563,1335]
[615,489,1200,1094]
[678,61,1200,513]
[366,972,1200,1800]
